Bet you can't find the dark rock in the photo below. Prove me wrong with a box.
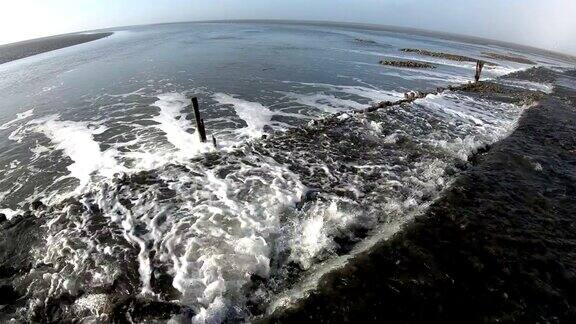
[0,215,42,274]
[380,60,435,69]
[30,200,46,211]
[110,297,188,323]
[482,52,536,65]
[0,265,17,278]
[354,38,378,45]
[31,293,77,323]
[296,188,323,209]
[401,48,498,66]
[504,66,558,84]
[0,285,19,305]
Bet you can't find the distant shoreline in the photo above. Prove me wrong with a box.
[0,32,113,65]
[2,20,574,66]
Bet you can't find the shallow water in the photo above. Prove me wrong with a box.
[0,22,572,323]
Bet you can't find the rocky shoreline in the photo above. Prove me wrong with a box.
[262,67,576,323]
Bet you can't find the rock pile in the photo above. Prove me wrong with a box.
[379,60,436,69]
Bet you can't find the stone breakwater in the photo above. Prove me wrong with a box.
[401,48,498,66]
[262,67,576,323]
[379,60,436,69]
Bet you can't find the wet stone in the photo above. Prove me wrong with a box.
[0,285,19,305]
[482,52,536,65]
[354,38,378,45]
[401,48,498,66]
[110,297,187,323]
[380,60,436,69]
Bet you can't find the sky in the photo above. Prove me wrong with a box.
[0,0,575,55]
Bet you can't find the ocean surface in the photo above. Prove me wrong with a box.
[0,22,572,322]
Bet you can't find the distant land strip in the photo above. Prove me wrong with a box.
[0,32,113,65]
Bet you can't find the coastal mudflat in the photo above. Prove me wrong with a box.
[0,32,112,65]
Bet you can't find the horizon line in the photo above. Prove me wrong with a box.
[2,18,575,60]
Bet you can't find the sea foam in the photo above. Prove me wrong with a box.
[0,108,34,130]
[213,93,275,138]
[32,116,123,192]
[152,93,209,158]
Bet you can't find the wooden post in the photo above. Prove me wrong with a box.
[191,97,207,143]
[200,118,207,142]
[475,60,484,83]
[212,135,217,149]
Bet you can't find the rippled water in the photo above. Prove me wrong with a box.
[0,22,571,323]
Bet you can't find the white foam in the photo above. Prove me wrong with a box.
[279,92,366,113]
[336,85,404,102]
[30,144,50,161]
[0,108,34,130]
[7,125,27,142]
[369,121,384,133]
[72,293,110,318]
[0,208,18,220]
[23,150,305,322]
[152,93,209,159]
[32,116,123,191]
[108,87,147,98]
[213,93,274,138]
[337,113,351,121]
[291,82,404,103]
[9,159,20,169]
[288,200,356,269]
[496,79,554,93]
[381,70,471,84]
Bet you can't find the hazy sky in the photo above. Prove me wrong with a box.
[0,0,575,54]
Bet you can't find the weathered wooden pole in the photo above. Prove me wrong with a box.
[475,60,485,83]
[191,97,207,143]
[200,118,207,142]
[212,135,217,149]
